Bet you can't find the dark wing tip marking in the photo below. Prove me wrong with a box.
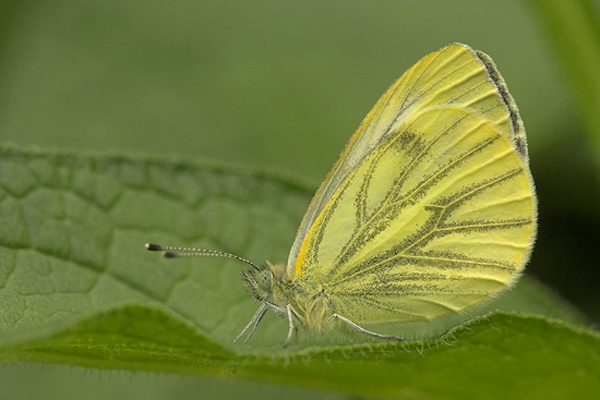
[475,49,527,159]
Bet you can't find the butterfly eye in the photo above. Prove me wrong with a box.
[256,270,273,291]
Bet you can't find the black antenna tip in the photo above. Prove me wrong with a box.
[163,252,178,258]
[146,243,162,251]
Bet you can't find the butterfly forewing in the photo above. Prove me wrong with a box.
[287,44,530,274]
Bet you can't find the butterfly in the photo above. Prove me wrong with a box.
[147,43,537,346]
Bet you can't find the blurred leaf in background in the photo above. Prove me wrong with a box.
[0,1,599,399]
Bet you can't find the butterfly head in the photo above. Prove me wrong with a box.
[241,265,274,302]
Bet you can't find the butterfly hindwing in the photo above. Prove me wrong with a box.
[288,44,536,324]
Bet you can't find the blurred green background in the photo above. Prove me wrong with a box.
[1,1,598,399]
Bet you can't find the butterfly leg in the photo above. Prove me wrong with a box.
[234,302,267,343]
[332,314,404,341]
[241,306,269,344]
[246,302,302,347]
[283,304,296,347]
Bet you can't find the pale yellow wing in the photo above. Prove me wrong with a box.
[288,44,537,324]
[287,43,529,273]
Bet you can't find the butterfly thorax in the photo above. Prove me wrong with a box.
[275,265,338,333]
[243,262,337,333]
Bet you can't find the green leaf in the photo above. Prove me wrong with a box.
[1,145,599,399]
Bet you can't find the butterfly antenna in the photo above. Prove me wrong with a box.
[145,243,261,271]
